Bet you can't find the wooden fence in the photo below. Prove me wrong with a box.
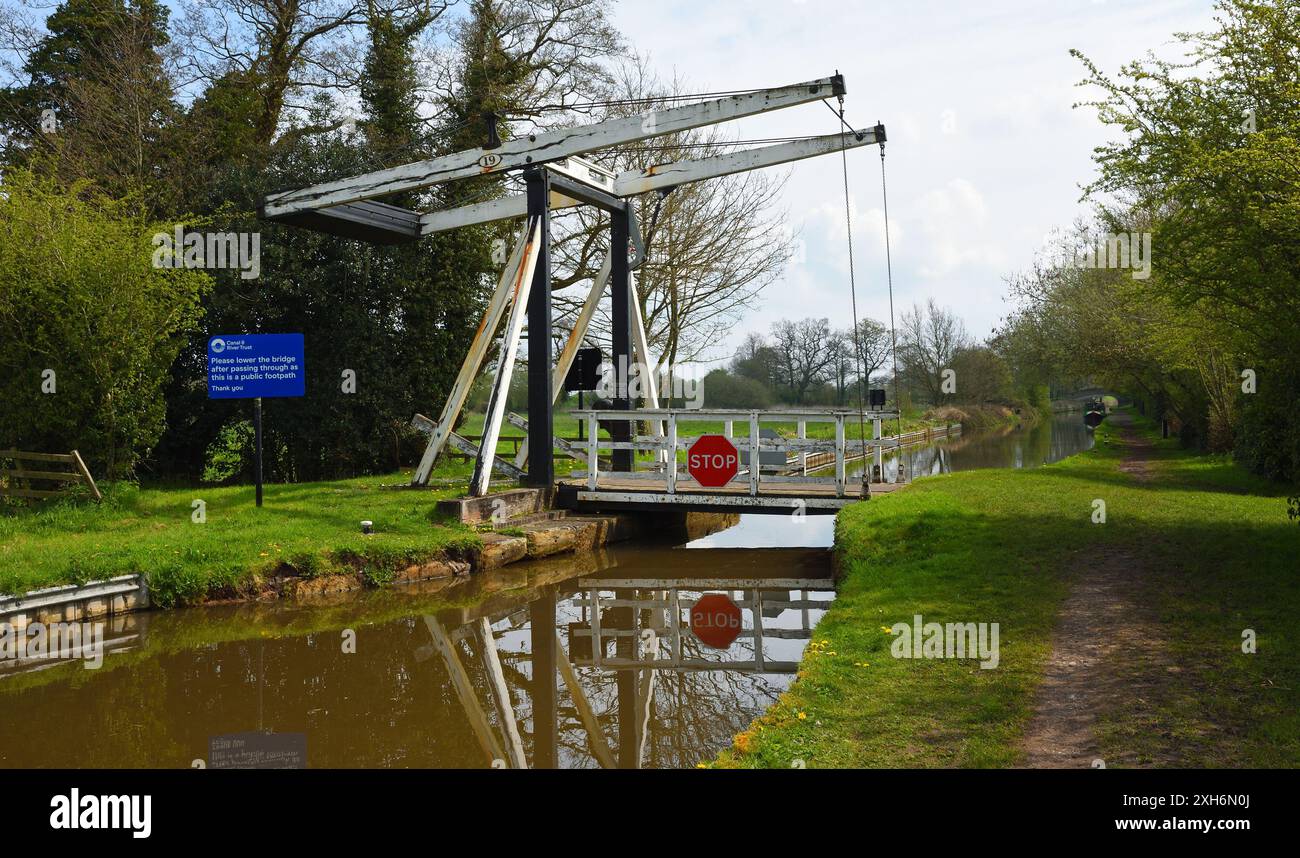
[0,449,102,502]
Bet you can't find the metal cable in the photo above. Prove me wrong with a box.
[879,137,904,445]
[836,95,869,460]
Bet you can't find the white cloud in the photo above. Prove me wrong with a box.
[611,0,1216,359]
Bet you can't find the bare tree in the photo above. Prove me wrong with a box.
[177,0,430,146]
[549,58,795,369]
[829,317,890,405]
[425,0,624,135]
[898,298,969,404]
[769,318,836,404]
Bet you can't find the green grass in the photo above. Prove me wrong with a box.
[0,466,483,608]
[714,411,1300,768]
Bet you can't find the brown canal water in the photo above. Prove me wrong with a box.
[0,543,833,770]
[0,413,1093,769]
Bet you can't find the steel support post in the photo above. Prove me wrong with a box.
[610,205,634,472]
[524,169,555,488]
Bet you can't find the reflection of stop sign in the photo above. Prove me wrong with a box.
[690,593,743,649]
[688,435,739,487]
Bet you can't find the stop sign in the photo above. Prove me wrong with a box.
[687,435,739,487]
[690,593,743,649]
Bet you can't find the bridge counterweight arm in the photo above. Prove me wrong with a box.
[262,75,847,219]
[419,126,885,236]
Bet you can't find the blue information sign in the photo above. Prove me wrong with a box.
[207,334,306,399]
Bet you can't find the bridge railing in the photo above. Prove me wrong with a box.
[570,408,900,498]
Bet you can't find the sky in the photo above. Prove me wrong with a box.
[606,0,1218,363]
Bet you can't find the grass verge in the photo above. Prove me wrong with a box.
[0,469,482,607]
[713,411,1299,768]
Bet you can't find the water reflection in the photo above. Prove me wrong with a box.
[0,545,831,770]
[855,412,1095,482]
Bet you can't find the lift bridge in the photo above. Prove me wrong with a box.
[262,73,897,514]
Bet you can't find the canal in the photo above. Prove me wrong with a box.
[0,412,1093,769]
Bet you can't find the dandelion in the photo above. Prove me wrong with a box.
[797,711,808,720]
[880,626,892,633]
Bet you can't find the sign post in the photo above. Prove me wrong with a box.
[254,398,264,507]
[207,335,306,508]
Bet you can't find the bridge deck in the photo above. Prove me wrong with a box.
[555,476,905,514]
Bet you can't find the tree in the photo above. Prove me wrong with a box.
[768,318,837,404]
[177,0,380,148]
[700,368,772,409]
[950,345,1010,405]
[829,318,890,406]
[0,169,207,478]
[898,299,969,404]
[731,332,781,390]
[1070,0,1300,474]
[0,0,181,212]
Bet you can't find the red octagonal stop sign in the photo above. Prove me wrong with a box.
[690,593,743,649]
[687,434,739,487]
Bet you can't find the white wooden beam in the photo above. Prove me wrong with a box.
[424,616,506,766]
[411,228,529,485]
[264,76,846,218]
[419,128,883,236]
[472,218,542,497]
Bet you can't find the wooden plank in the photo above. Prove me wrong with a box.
[472,219,541,497]
[0,487,65,499]
[0,450,76,463]
[505,413,585,462]
[70,450,101,502]
[411,414,525,480]
[553,254,611,403]
[1,469,79,481]
[265,76,845,218]
[412,228,529,485]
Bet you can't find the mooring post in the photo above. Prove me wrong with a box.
[524,169,555,489]
[610,204,634,472]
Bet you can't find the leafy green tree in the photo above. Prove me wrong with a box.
[1,0,180,213]
[1071,0,1300,475]
[0,168,207,478]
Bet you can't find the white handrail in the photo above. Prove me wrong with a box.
[574,407,902,499]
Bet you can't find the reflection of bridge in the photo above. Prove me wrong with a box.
[569,576,833,673]
[419,564,833,769]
